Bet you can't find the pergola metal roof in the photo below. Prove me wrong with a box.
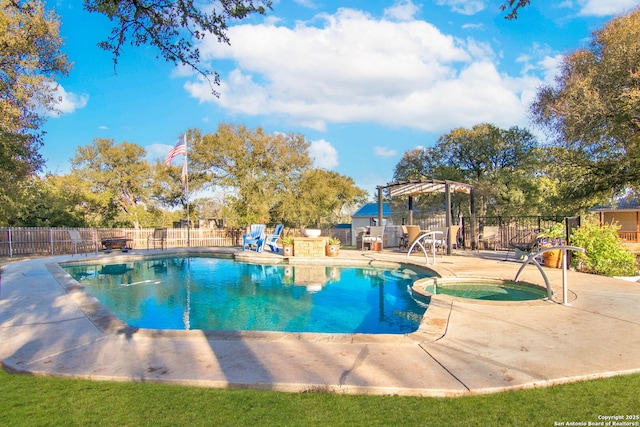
[374,179,476,254]
[383,179,473,197]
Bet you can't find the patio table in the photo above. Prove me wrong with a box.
[101,237,133,252]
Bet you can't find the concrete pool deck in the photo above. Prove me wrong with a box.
[1,247,639,396]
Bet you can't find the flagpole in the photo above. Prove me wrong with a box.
[184,136,190,247]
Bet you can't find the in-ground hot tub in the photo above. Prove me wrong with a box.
[411,277,548,302]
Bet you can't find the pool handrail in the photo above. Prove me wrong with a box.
[513,245,586,305]
[407,230,444,265]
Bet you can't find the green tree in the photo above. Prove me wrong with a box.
[0,131,45,224]
[85,0,272,94]
[532,8,640,205]
[0,0,70,134]
[0,0,71,223]
[190,123,312,226]
[393,123,541,218]
[70,138,151,227]
[278,169,367,229]
[7,174,88,227]
[500,0,530,19]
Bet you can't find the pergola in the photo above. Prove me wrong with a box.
[375,179,476,254]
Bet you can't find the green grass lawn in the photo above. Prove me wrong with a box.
[1,369,639,426]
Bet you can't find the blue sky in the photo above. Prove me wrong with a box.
[42,0,640,198]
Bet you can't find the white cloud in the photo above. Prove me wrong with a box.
[184,7,542,134]
[374,146,397,158]
[516,43,564,84]
[309,139,339,169]
[383,0,421,22]
[293,0,316,8]
[539,54,564,84]
[578,0,640,16]
[48,84,89,117]
[98,125,109,130]
[435,0,486,15]
[171,63,197,78]
[145,143,173,163]
[462,23,484,30]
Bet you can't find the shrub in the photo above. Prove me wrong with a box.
[570,219,638,276]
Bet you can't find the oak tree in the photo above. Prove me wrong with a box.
[531,8,640,203]
[190,123,311,226]
[393,123,541,217]
[70,138,151,227]
[0,0,70,223]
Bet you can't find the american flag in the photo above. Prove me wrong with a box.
[164,135,187,165]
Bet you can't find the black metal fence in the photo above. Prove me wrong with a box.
[461,215,574,250]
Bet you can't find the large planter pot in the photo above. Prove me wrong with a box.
[283,245,294,256]
[326,244,339,257]
[543,248,562,268]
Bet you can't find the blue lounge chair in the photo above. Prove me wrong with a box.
[262,224,284,252]
[242,224,266,251]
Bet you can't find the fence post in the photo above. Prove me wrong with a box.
[8,228,12,258]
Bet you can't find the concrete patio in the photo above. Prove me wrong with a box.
[1,248,639,396]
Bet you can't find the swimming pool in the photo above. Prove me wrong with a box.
[63,256,434,334]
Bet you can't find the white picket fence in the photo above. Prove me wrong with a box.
[0,227,244,257]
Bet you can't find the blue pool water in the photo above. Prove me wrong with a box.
[63,257,433,334]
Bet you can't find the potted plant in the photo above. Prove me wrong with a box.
[326,237,340,257]
[538,222,565,268]
[282,236,294,256]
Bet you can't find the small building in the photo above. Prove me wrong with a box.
[350,202,393,246]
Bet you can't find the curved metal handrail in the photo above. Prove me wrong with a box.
[407,231,444,265]
[514,245,586,305]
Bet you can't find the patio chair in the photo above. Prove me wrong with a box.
[422,227,449,255]
[449,225,461,250]
[362,226,384,251]
[147,228,167,250]
[262,224,284,253]
[478,226,500,250]
[242,224,266,252]
[68,230,92,256]
[505,228,541,260]
[398,225,409,250]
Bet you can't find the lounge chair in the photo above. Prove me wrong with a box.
[147,228,167,250]
[242,224,266,252]
[262,224,284,252]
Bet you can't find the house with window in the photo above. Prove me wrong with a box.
[590,198,640,251]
